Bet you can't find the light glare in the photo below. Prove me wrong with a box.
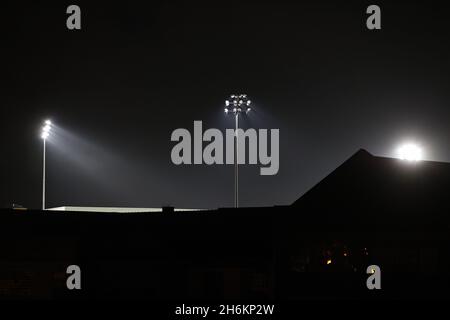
[41,119,53,140]
[398,143,423,161]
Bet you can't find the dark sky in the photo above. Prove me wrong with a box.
[2,1,450,209]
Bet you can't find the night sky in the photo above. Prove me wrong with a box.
[2,1,450,209]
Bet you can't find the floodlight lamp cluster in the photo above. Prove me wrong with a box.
[41,120,52,140]
[225,94,252,114]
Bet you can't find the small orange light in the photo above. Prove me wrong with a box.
[326,259,332,265]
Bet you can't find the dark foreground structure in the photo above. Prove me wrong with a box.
[1,149,450,300]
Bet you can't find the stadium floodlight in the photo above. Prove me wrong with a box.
[40,120,53,210]
[398,143,423,162]
[224,94,252,208]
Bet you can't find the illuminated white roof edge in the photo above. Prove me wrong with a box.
[47,206,206,213]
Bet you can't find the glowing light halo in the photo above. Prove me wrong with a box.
[397,143,423,162]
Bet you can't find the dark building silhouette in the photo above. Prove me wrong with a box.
[1,149,449,299]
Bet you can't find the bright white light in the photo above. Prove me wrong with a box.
[224,108,228,113]
[398,143,423,161]
[41,119,52,139]
[225,100,230,107]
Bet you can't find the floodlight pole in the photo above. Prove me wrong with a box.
[224,94,251,208]
[234,113,239,208]
[42,138,46,210]
[40,120,52,211]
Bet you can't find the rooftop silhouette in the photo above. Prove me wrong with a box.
[292,149,450,227]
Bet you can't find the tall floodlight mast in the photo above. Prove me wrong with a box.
[40,120,52,210]
[224,94,252,208]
